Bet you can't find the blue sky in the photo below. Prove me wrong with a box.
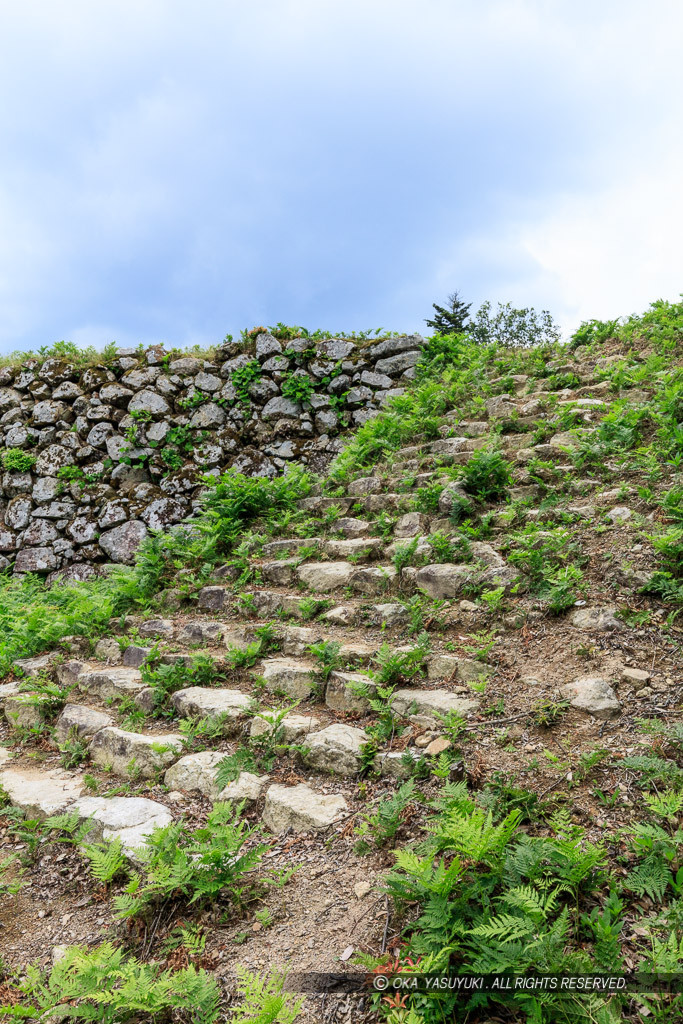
[1,0,682,354]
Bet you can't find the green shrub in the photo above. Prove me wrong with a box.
[460,449,511,501]
[230,359,262,405]
[0,449,36,472]
[202,465,312,548]
[0,943,220,1024]
[280,372,315,404]
[113,802,266,920]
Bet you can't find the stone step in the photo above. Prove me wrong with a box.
[329,516,371,537]
[325,670,375,713]
[302,723,368,776]
[164,753,268,805]
[390,688,479,727]
[261,538,321,559]
[171,687,252,731]
[262,783,348,833]
[70,795,173,858]
[261,658,317,698]
[295,561,399,594]
[322,537,384,561]
[89,727,184,779]
[249,711,321,743]
[0,766,86,818]
[55,704,114,745]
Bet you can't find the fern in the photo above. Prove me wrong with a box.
[82,838,127,884]
[230,966,303,1023]
[645,790,683,819]
[1,943,220,1024]
[44,810,94,845]
[625,859,672,902]
[111,802,267,920]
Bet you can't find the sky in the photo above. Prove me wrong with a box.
[1,0,682,354]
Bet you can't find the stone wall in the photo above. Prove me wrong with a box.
[0,332,427,575]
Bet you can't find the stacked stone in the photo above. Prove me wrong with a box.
[0,333,425,574]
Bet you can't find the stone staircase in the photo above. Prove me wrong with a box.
[0,354,653,917]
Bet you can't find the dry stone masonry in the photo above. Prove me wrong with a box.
[0,333,427,574]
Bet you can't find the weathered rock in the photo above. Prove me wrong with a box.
[296,561,354,591]
[368,603,410,626]
[0,767,85,818]
[261,658,316,698]
[197,586,230,612]
[94,639,123,663]
[622,667,651,686]
[416,563,473,599]
[262,783,347,833]
[303,723,368,775]
[325,671,375,712]
[189,402,226,428]
[98,521,147,563]
[14,546,59,573]
[89,728,184,778]
[171,687,251,730]
[375,350,421,375]
[77,666,145,700]
[394,512,429,538]
[323,537,383,561]
[570,606,624,632]
[55,704,114,745]
[351,565,397,593]
[14,653,54,677]
[250,712,320,743]
[261,395,301,420]
[70,795,172,855]
[391,689,478,727]
[334,517,371,538]
[560,677,621,719]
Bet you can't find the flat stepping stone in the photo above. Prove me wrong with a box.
[250,712,320,743]
[261,560,298,586]
[416,563,473,599]
[55,704,114,745]
[13,654,55,677]
[262,783,347,833]
[560,677,621,720]
[0,682,20,708]
[427,655,493,683]
[391,688,478,727]
[303,723,368,776]
[197,587,230,612]
[165,752,268,805]
[177,620,227,643]
[70,795,172,856]
[326,671,375,713]
[334,518,371,538]
[296,562,355,592]
[76,666,146,700]
[0,767,85,818]
[261,658,316,698]
[171,687,251,732]
[89,727,183,779]
[261,538,321,558]
[323,538,383,561]
[350,565,397,594]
